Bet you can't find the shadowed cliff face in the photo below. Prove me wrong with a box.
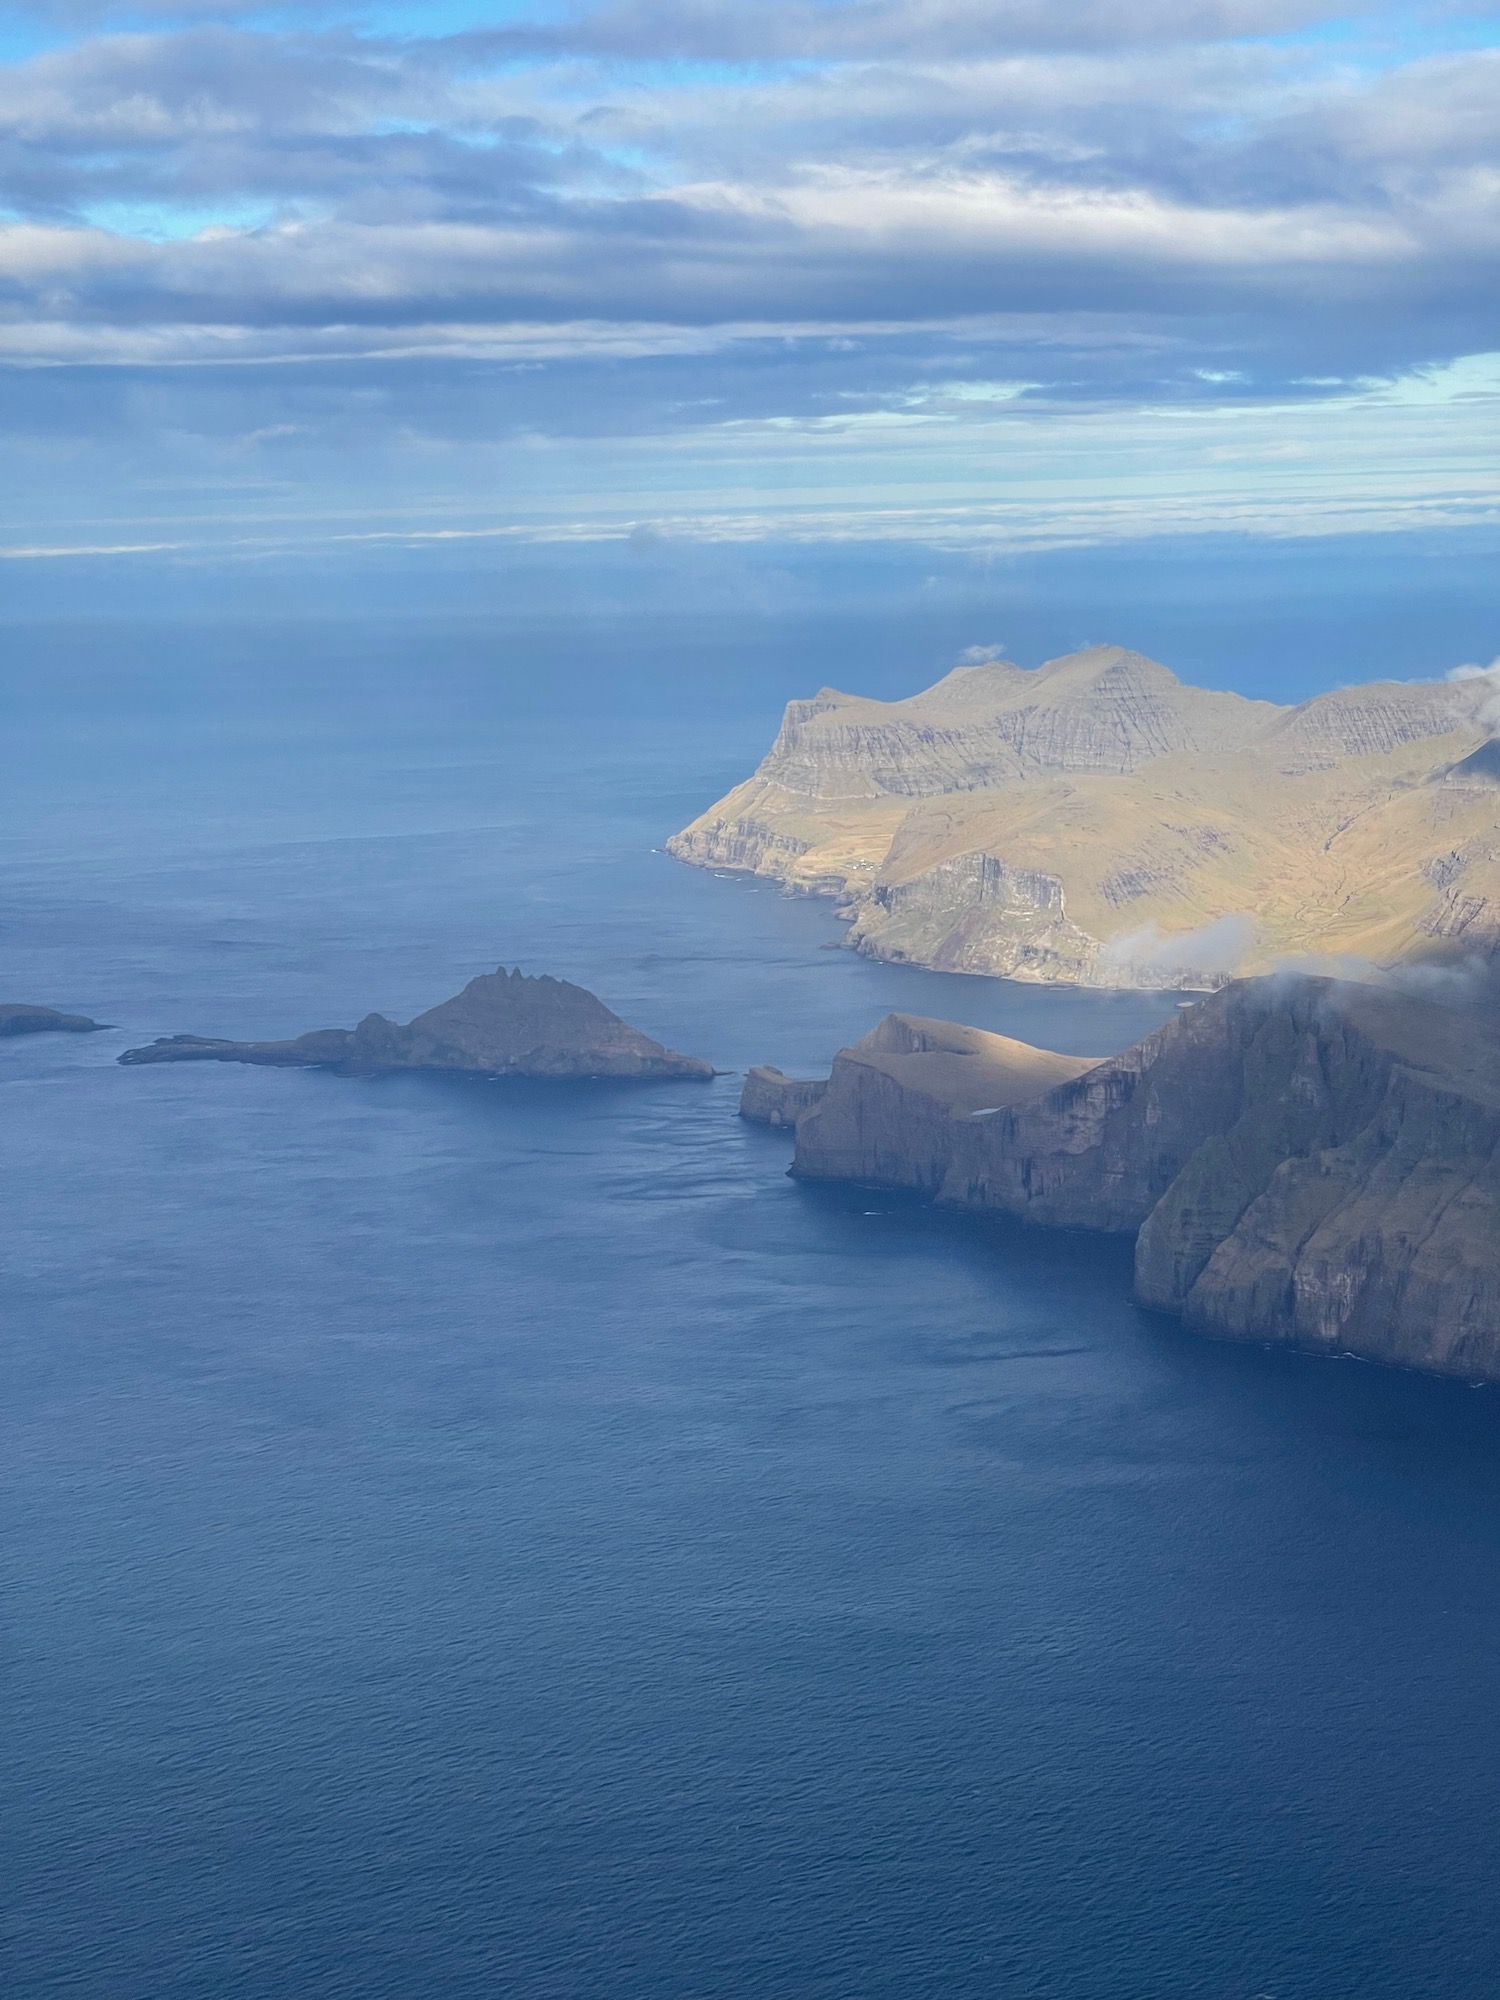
[752,978,1500,1382]
[118,968,714,1081]
[671,647,1500,989]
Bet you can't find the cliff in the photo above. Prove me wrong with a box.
[119,967,714,1081]
[753,978,1500,1382]
[1,1004,107,1036]
[670,646,1500,989]
[757,1015,1098,1192]
[739,1066,828,1128]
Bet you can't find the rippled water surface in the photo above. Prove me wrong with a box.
[7,623,1500,2000]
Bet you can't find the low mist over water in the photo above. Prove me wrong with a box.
[8,617,1500,1998]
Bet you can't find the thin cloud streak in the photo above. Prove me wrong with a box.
[4,361,1496,558]
[12,0,1356,56]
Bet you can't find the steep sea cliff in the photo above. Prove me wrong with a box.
[749,977,1500,1381]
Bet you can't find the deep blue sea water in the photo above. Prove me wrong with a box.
[8,620,1500,2000]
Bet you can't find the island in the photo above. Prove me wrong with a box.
[1,1004,108,1036]
[743,975,1500,1382]
[670,645,1500,990]
[119,966,714,1081]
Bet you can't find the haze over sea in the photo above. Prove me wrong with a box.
[8,576,1500,2000]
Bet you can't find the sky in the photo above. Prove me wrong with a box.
[0,0,1496,656]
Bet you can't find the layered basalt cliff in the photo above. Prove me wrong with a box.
[673,646,1500,989]
[120,968,713,1081]
[746,978,1500,1381]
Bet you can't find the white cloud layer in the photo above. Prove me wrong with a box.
[0,0,1495,547]
[0,10,1494,360]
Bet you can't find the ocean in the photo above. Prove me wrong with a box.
[7,615,1500,2000]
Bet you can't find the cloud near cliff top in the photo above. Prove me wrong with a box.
[1448,656,1500,733]
[1102,913,1255,981]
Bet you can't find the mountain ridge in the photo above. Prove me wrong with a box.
[668,646,1499,989]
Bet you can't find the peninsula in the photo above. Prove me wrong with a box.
[120,967,714,1081]
[670,646,1500,990]
[1,1004,108,1036]
[744,976,1500,1382]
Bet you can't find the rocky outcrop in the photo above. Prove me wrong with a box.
[0,1004,107,1036]
[759,977,1500,1381]
[119,968,714,1081]
[739,1066,828,1127]
[670,645,1500,988]
[842,850,1105,984]
[783,1014,1099,1193]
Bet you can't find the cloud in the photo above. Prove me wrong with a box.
[1383,952,1500,1013]
[0,17,1493,358]
[567,0,1337,59]
[1101,912,1255,983]
[1448,654,1500,733]
[958,641,1007,661]
[0,0,1494,551]
[1264,949,1500,1013]
[12,0,1351,56]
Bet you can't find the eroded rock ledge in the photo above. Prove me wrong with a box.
[120,967,713,1082]
[743,978,1500,1382]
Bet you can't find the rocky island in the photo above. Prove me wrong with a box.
[1,1004,108,1036]
[671,646,1500,990]
[744,975,1500,1382]
[120,967,714,1081]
